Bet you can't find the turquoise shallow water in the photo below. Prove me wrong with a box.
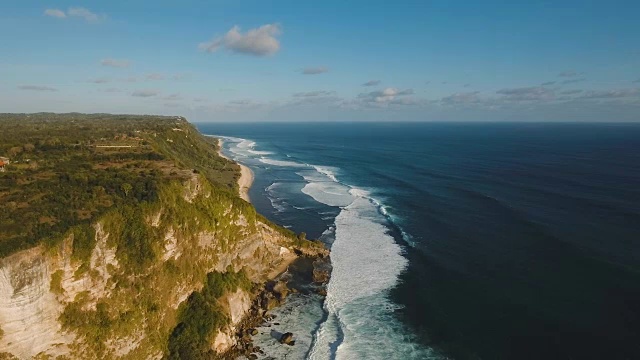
[200,122,640,360]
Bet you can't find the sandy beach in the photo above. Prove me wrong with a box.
[218,139,254,203]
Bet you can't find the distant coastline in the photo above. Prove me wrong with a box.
[217,138,254,202]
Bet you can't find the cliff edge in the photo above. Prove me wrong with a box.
[0,114,327,359]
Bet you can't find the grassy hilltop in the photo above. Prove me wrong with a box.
[0,113,240,257]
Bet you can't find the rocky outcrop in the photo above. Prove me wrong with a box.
[279,332,295,346]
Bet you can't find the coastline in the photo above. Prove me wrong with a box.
[217,138,254,203]
[212,136,331,358]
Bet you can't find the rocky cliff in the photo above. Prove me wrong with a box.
[0,114,326,359]
[0,174,325,359]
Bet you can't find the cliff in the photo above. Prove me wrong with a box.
[0,114,326,359]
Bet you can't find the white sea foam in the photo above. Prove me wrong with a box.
[297,166,354,207]
[296,168,435,358]
[292,205,313,211]
[308,194,435,359]
[301,182,354,207]
[237,139,256,149]
[251,293,325,360]
[218,136,274,157]
[348,187,371,198]
[213,135,243,142]
[265,182,280,192]
[248,149,273,155]
[216,135,430,358]
[326,295,442,359]
[324,196,407,310]
[216,136,257,159]
[296,170,328,183]
[311,165,340,183]
[265,182,289,213]
[229,144,250,158]
[259,157,306,167]
[268,197,287,213]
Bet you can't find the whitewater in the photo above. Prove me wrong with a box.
[215,135,441,359]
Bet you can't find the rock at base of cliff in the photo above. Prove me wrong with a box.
[279,332,295,346]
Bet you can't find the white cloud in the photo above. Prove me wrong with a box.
[101,58,130,68]
[289,91,341,106]
[389,98,419,106]
[18,85,57,91]
[362,80,381,87]
[302,67,329,75]
[579,89,639,99]
[293,90,336,97]
[44,7,105,23]
[199,24,282,56]
[132,89,159,97]
[441,92,480,105]
[68,7,104,23]
[496,86,555,101]
[359,87,414,103]
[44,9,66,18]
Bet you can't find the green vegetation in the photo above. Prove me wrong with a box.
[103,205,157,270]
[0,113,238,257]
[0,113,322,359]
[60,295,113,355]
[0,352,19,360]
[167,269,251,360]
[50,270,64,294]
[70,224,96,262]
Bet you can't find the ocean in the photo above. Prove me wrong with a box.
[196,122,640,360]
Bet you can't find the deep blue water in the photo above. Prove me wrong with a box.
[197,122,640,359]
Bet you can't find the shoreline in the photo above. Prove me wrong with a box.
[226,255,331,359]
[213,136,331,359]
[217,138,254,203]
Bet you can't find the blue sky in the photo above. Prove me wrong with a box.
[1,0,639,121]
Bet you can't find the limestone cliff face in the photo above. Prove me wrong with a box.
[0,245,73,358]
[0,175,322,359]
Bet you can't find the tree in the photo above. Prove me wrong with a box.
[121,183,133,197]
[8,146,22,157]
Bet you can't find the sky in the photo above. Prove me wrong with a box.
[1,0,639,122]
